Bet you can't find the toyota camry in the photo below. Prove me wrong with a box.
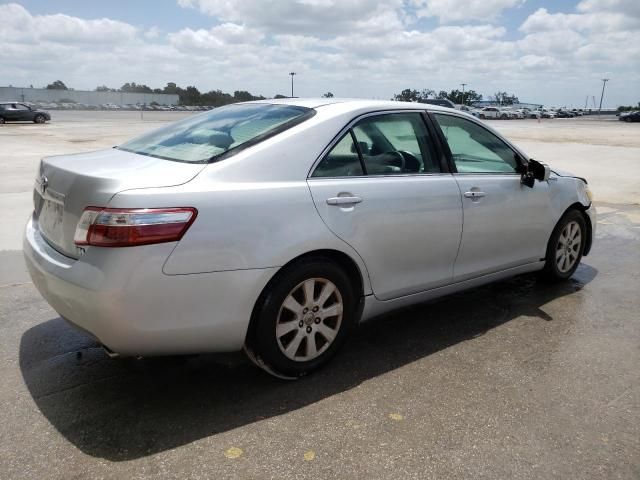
[23,99,595,378]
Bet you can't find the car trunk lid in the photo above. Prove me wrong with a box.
[33,148,206,259]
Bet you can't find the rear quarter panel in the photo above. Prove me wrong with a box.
[109,179,373,294]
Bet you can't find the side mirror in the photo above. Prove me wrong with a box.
[528,158,550,181]
[520,158,550,188]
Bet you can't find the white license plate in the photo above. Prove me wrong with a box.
[37,190,65,245]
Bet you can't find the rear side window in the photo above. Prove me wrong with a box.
[312,112,440,178]
[118,104,314,163]
[312,133,363,177]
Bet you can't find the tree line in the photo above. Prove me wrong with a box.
[46,80,272,106]
[392,88,520,105]
[45,79,523,107]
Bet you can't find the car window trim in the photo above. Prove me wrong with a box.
[426,110,527,176]
[349,130,368,175]
[421,111,452,174]
[307,109,451,180]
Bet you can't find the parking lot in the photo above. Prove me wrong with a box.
[1,112,639,479]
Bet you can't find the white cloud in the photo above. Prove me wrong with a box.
[145,26,162,39]
[520,7,639,33]
[0,3,136,44]
[0,2,638,107]
[169,23,265,51]
[412,0,525,24]
[178,0,405,34]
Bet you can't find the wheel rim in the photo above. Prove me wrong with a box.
[276,277,343,362]
[555,220,582,273]
[35,116,44,123]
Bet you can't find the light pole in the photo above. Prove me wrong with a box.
[598,78,609,116]
[460,83,467,105]
[289,72,297,97]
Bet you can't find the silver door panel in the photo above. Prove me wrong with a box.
[308,175,463,300]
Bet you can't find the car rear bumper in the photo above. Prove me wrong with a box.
[23,215,277,356]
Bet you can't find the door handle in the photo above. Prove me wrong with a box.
[463,191,486,198]
[326,196,363,206]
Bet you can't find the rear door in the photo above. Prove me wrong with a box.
[431,112,553,281]
[307,111,463,301]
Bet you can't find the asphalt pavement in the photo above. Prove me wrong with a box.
[1,114,639,479]
[1,203,639,479]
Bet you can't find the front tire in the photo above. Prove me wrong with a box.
[34,114,45,124]
[541,210,586,281]
[248,258,357,377]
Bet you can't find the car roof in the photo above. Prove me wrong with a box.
[246,97,455,113]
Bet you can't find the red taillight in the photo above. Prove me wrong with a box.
[74,207,197,247]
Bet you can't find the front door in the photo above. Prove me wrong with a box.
[431,112,553,281]
[307,111,463,301]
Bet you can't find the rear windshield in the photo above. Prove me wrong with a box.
[117,103,314,163]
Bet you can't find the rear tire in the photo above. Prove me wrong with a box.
[0,117,5,124]
[34,115,45,124]
[541,210,586,282]
[247,258,357,377]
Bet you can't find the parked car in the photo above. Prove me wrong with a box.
[554,110,575,118]
[419,98,456,108]
[0,102,51,124]
[502,108,525,119]
[477,107,510,119]
[527,109,542,119]
[23,99,595,378]
[619,111,640,122]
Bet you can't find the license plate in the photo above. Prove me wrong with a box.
[36,189,66,246]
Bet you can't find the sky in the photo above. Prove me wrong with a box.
[1,0,638,107]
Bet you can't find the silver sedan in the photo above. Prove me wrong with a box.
[23,99,595,378]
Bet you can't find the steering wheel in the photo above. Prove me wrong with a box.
[397,151,420,172]
[383,151,406,171]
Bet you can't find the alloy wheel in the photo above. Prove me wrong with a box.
[555,220,582,273]
[276,277,343,362]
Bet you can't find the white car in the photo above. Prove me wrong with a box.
[23,99,595,378]
[477,107,510,119]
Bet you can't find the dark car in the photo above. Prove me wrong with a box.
[555,110,575,118]
[418,98,456,108]
[619,111,640,122]
[0,102,51,124]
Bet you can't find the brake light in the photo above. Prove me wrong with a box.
[74,207,197,247]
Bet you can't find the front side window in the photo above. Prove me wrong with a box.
[312,112,440,178]
[433,114,519,173]
[353,113,439,175]
[118,103,314,163]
